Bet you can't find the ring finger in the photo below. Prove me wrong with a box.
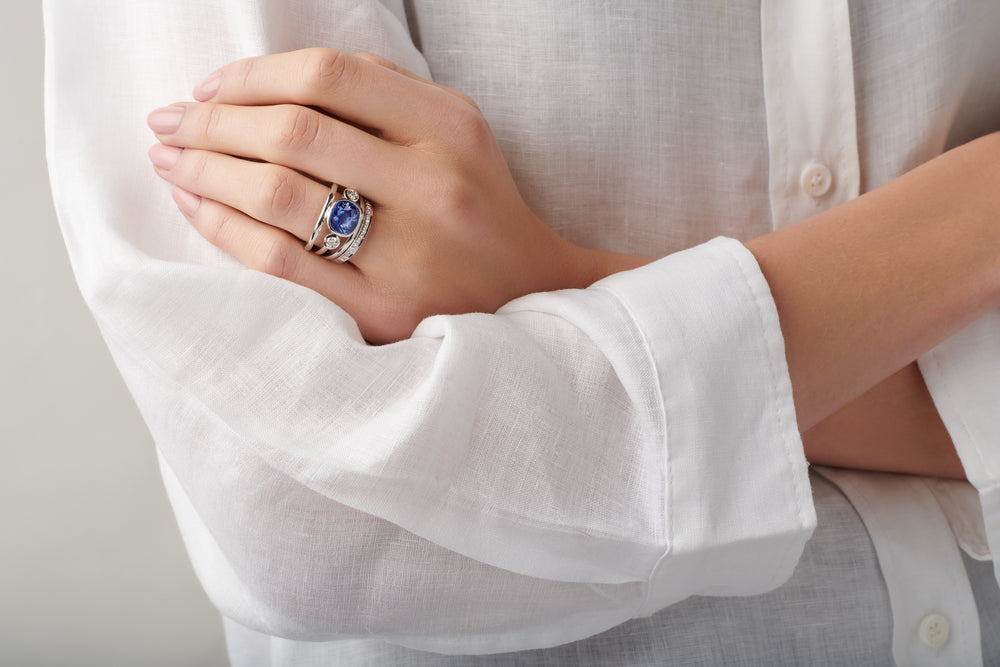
[149,142,330,243]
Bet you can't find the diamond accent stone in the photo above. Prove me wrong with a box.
[323,234,341,250]
[344,189,359,202]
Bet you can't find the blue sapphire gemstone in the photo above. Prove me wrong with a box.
[328,199,361,236]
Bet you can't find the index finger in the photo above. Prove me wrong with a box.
[193,48,469,146]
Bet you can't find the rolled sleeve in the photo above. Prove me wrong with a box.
[919,311,1000,581]
[594,237,816,614]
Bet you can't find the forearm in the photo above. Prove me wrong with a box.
[581,137,1000,478]
[746,134,1000,431]
[586,245,970,480]
[802,362,964,479]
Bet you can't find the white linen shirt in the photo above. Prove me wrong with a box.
[43,0,1000,665]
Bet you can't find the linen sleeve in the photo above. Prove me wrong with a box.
[919,314,1000,583]
[43,0,815,654]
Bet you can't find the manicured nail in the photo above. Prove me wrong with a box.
[193,72,221,101]
[148,143,181,170]
[172,187,202,217]
[147,106,184,134]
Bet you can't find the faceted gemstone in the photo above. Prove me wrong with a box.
[323,234,340,250]
[328,200,361,236]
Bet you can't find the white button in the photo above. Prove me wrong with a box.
[917,612,950,648]
[799,163,833,198]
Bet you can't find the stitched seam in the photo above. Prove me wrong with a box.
[592,282,671,613]
[727,240,813,586]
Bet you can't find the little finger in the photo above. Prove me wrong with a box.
[172,186,370,305]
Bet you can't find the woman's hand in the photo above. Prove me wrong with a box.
[147,48,650,343]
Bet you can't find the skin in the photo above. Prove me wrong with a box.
[147,48,997,479]
[147,50,646,345]
[802,363,964,479]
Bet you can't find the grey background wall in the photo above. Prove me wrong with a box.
[1,4,229,665]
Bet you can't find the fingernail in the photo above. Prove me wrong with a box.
[193,72,221,101]
[148,143,181,170]
[147,106,185,134]
[172,186,202,217]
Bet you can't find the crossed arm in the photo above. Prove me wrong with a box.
[147,48,998,479]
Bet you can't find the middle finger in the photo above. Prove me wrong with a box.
[148,101,410,202]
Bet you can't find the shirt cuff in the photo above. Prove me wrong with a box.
[594,237,816,614]
[919,310,1000,580]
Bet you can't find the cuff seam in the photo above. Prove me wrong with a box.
[727,239,814,586]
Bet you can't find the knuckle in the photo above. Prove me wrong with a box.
[261,167,299,218]
[431,171,476,218]
[203,207,235,248]
[301,48,353,92]
[271,105,320,154]
[182,150,211,185]
[234,57,257,89]
[260,238,297,280]
[441,101,491,147]
[201,103,226,141]
[454,92,482,112]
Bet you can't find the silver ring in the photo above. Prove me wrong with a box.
[304,184,372,263]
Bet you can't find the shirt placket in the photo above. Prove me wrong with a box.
[760,2,983,665]
[760,0,859,229]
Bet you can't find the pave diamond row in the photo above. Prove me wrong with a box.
[334,201,372,263]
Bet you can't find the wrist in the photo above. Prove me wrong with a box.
[565,243,654,288]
